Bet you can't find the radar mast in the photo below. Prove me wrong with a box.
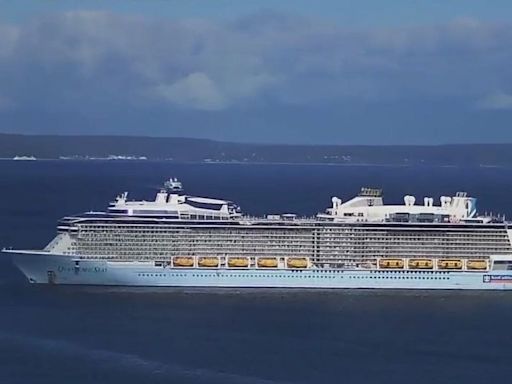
[164,178,183,193]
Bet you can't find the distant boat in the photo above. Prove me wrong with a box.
[106,155,147,160]
[13,156,36,161]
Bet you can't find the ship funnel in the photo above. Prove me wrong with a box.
[424,197,434,207]
[440,196,452,207]
[404,195,415,206]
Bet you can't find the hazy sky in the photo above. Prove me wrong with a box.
[0,1,511,144]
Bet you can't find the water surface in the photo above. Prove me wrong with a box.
[1,161,512,383]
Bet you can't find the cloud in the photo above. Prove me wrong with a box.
[477,92,512,110]
[155,72,227,110]
[0,10,511,140]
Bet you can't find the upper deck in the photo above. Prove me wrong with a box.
[106,178,242,220]
[318,188,492,224]
[58,179,505,230]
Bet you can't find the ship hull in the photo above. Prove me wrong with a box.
[5,251,512,290]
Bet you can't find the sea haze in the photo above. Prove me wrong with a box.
[1,161,512,384]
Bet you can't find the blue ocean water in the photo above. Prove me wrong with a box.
[1,161,512,384]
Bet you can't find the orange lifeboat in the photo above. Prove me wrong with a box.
[466,259,488,270]
[198,257,219,268]
[287,258,308,268]
[257,258,278,268]
[408,259,433,269]
[228,257,249,268]
[173,257,194,267]
[438,259,463,270]
[378,259,404,269]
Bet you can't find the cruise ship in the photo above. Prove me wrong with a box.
[4,178,512,289]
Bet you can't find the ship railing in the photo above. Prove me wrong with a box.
[240,215,319,223]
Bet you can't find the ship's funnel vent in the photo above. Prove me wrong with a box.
[440,196,452,207]
[331,197,342,208]
[404,195,416,206]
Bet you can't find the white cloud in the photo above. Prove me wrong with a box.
[155,72,227,111]
[477,92,512,110]
[0,11,512,112]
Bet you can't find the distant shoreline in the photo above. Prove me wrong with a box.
[2,157,512,169]
[2,133,512,166]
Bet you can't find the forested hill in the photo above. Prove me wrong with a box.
[1,133,512,166]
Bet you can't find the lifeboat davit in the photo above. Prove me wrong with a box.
[198,257,219,268]
[466,259,488,270]
[408,259,433,269]
[378,259,404,269]
[228,257,249,268]
[438,259,463,270]
[257,258,278,268]
[287,258,308,268]
[173,257,194,267]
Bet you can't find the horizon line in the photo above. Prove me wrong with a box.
[1,132,511,147]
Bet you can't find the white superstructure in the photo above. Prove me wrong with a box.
[108,178,240,220]
[4,179,512,289]
[320,188,480,222]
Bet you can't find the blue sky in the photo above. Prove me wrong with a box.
[0,1,511,144]
[3,1,512,26]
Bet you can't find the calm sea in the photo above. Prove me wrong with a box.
[1,161,512,384]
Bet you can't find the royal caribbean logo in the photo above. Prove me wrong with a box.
[483,275,512,283]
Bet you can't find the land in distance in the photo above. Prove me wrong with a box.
[1,133,512,166]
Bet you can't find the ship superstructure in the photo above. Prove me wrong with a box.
[4,179,512,289]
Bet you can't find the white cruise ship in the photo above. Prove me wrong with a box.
[4,178,512,290]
